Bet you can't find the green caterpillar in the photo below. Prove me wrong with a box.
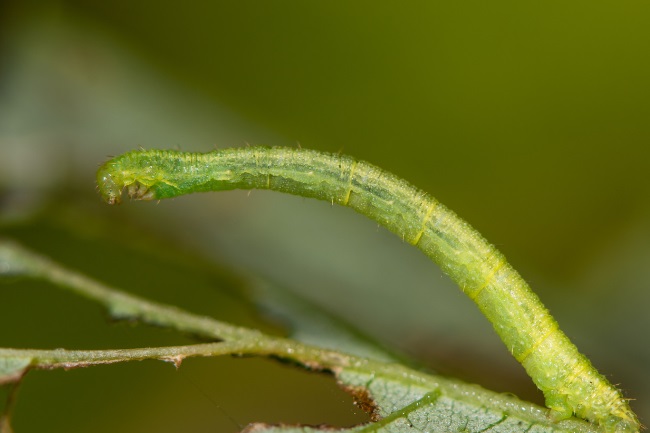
[97,146,639,433]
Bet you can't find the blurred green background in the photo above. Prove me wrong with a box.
[1,1,648,431]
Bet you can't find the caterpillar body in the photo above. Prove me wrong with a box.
[97,146,639,433]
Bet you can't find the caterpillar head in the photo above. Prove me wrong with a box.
[96,162,124,205]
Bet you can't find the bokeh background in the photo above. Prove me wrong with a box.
[1,1,648,432]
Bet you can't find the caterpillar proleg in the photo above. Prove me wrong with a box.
[97,146,640,433]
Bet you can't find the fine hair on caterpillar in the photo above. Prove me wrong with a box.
[97,146,641,433]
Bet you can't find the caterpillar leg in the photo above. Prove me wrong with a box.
[126,182,156,201]
[545,390,573,422]
[545,390,639,433]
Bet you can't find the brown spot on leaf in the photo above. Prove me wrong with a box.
[338,383,380,422]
